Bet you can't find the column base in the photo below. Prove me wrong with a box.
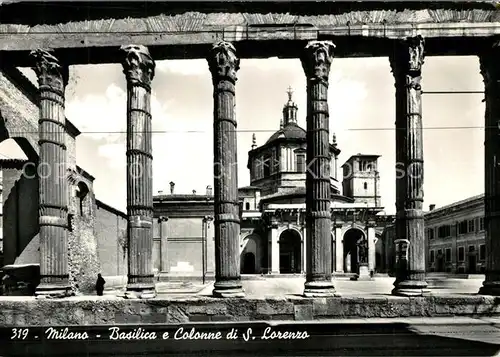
[478,281,500,296]
[35,283,73,299]
[124,283,156,299]
[303,281,340,298]
[213,280,245,298]
[392,280,430,297]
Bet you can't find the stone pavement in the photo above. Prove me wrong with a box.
[0,276,499,326]
[193,276,484,297]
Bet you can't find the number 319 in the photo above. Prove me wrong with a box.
[11,328,29,340]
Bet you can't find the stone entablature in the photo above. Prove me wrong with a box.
[3,2,500,62]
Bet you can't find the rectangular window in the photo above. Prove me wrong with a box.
[468,219,475,233]
[480,244,486,261]
[296,154,306,173]
[428,228,435,240]
[458,246,465,262]
[458,220,468,235]
[430,250,435,263]
[479,217,485,231]
[438,225,451,238]
[445,248,451,262]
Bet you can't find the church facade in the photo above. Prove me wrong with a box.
[153,89,394,278]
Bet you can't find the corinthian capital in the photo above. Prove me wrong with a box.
[207,41,240,83]
[30,49,68,93]
[120,44,155,89]
[480,41,500,86]
[301,41,335,82]
[390,36,425,77]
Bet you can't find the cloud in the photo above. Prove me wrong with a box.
[66,83,172,143]
[66,83,127,142]
[156,59,208,76]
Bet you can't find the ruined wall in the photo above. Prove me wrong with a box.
[0,68,125,294]
[2,166,38,266]
[67,168,101,294]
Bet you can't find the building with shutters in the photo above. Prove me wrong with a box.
[425,195,486,274]
[380,194,486,275]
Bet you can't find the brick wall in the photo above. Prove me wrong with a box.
[94,201,127,278]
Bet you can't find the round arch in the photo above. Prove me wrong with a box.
[343,228,366,274]
[279,229,301,274]
[0,115,39,163]
[240,234,261,274]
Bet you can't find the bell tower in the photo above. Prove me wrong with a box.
[341,154,381,206]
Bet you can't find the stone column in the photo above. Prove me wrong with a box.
[334,224,343,273]
[207,41,244,298]
[479,43,500,296]
[367,222,376,273]
[31,49,71,298]
[390,36,429,296]
[120,45,156,299]
[158,216,169,273]
[301,41,337,297]
[270,223,280,274]
[302,226,307,274]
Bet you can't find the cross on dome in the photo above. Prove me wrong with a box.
[286,86,294,101]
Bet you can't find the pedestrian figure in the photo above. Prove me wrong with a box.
[95,273,105,296]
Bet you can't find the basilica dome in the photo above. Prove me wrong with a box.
[265,122,306,144]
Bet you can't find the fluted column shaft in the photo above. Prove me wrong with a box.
[31,50,71,298]
[301,41,336,297]
[390,36,428,296]
[121,45,156,298]
[207,41,244,298]
[479,43,500,296]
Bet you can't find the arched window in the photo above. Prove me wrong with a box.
[363,182,368,190]
[76,182,89,216]
[245,202,250,211]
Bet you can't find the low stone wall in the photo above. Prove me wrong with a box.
[0,295,499,326]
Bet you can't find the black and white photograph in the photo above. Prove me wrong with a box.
[0,0,499,356]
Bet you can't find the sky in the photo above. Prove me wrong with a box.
[0,55,484,215]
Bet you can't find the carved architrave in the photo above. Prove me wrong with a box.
[207,41,240,84]
[30,49,68,93]
[120,44,156,89]
[301,40,335,82]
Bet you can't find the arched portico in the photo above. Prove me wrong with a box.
[240,234,261,274]
[343,228,366,274]
[279,229,301,274]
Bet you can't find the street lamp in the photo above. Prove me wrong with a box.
[202,215,214,284]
